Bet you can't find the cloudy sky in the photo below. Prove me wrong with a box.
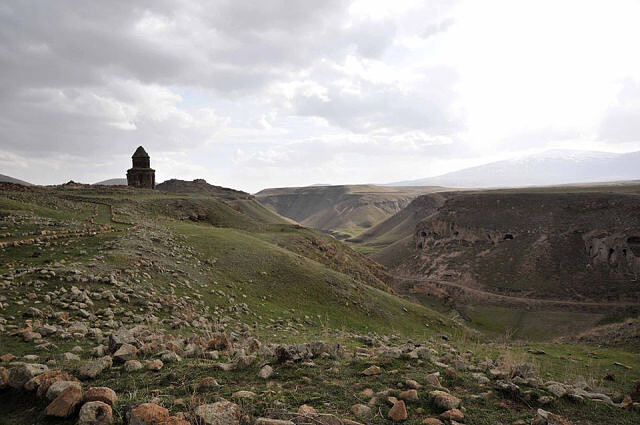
[2,0,640,192]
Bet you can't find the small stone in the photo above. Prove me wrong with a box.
[422,419,443,425]
[351,404,372,418]
[197,377,219,391]
[194,401,242,425]
[129,403,169,425]
[361,388,374,398]
[147,359,163,371]
[388,400,408,421]
[45,385,83,417]
[0,354,16,363]
[124,359,143,372]
[440,409,464,421]
[84,387,117,406]
[425,374,441,388]
[258,365,273,379]
[161,352,182,363]
[78,401,113,425]
[362,365,382,376]
[255,419,295,425]
[406,379,421,389]
[208,333,233,351]
[298,405,317,415]
[430,390,461,411]
[399,389,419,401]
[232,390,256,399]
[113,343,137,362]
[79,356,112,379]
[546,383,566,398]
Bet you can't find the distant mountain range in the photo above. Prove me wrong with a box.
[0,174,32,185]
[388,149,640,187]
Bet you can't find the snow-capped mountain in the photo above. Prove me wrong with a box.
[388,150,640,188]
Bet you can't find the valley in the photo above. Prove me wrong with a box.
[0,181,639,425]
[255,185,444,240]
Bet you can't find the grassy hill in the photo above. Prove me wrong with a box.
[255,184,442,239]
[0,182,639,425]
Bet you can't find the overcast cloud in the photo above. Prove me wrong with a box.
[2,0,640,192]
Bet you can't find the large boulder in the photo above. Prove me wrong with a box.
[46,380,82,401]
[45,385,83,417]
[78,401,114,425]
[8,363,48,389]
[24,370,71,397]
[194,400,243,425]
[84,387,117,406]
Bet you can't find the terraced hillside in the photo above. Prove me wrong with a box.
[1,183,639,425]
[255,185,442,239]
[363,185,640,341]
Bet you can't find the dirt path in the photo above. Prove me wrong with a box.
[393,275,640,308]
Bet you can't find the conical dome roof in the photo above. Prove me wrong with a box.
[132,146,150,158]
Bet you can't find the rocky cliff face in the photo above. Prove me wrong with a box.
[409,192,640,301]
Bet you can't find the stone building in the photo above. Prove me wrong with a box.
[127,146,155,189]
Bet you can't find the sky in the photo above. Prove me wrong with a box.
[2,0,640,193]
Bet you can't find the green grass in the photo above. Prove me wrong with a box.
[1,185,639,425]
[169,221,453,339]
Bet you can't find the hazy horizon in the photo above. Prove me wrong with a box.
[2,0,640,192]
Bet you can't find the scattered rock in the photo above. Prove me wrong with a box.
[194,400,243,425]
[255,419,295,425]
[388,400,408,421]
[147,359,163,371]
[129,403,169,425]
[351,404,372,418]
[113,343,137,362]
[78,401,114,425]
[298,405,317,415]
[46,380,82,401]
[440,409,464,421]
[45,385,83,417]
[430,390,461,411]
[8,363,48,389]
[258,365,273,379]
[79,356,112,379]
[361,365,382,376]
[124,360,143,372]
[399,389,419,401]
[84,387,117,406]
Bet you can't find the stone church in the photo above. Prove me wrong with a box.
[127,146,155,189]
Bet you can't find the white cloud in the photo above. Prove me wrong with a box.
[1,0,640,192]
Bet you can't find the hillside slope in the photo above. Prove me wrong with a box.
[408,188,640,302]
[256,185,441,239]
[1,183,639,424]
[349,193,449,261]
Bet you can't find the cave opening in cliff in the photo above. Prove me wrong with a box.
[503,234,514,240]
[627,236,640,256]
